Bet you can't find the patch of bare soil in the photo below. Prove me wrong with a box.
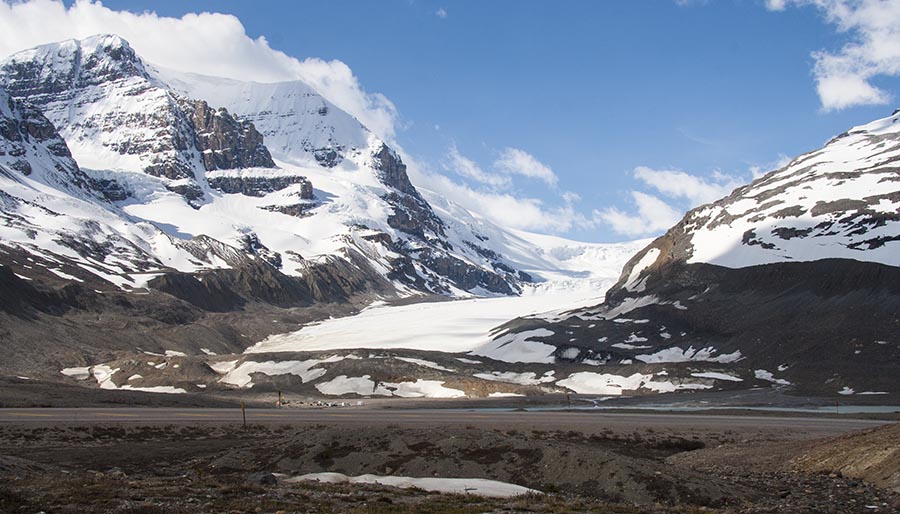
[793,421,900,493]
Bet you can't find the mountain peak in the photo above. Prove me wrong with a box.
[1,34,149,98]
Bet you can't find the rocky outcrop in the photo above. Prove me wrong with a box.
[416,248,515,295]
[384,191,447,241]
[180,99,275,171]
[150,250,394,311]
[260,202,316,218]
[239,232,282,269]
[207,174,313,198]
[0,88,93,194]
[374,144,418,196]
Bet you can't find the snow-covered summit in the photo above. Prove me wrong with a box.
[158,68,376,171]
[0,34,206,181]
[672,109,900,269]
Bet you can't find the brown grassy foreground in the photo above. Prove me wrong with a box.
[0,421,898,513]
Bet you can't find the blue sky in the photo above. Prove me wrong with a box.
[7,0,900,242]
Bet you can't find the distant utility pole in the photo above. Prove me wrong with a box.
[241,400,247,428]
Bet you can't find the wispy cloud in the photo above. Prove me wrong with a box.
[766,0,900,110]
[411,160,595,233]
[446,145,510,187]
[436,7,448,18]
[597,191,683,236]
[443,145,559,189]
[494,147,559,186]
[598,164,762,237]
[633,166,744,205]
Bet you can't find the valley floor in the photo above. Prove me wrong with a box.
[0,408,897,513]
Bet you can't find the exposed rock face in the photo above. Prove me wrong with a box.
[416,248,515,295]
[207,174,313,198]
[0,35,206,182]
[374,144,417,197]
[239,232,282,269]
[384,191,447,240]
[150,250,394,311]
[0,88,93,194]
[259,202,316,218]
[180,99,275,171]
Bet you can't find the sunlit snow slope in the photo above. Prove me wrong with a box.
[490,109,900,396]
[1,35,639,299]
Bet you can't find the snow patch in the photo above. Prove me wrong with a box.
[220,357,344,388]
[473,371,555,386]
[472,329,557,364]
[690,372,743,382]
[636,346,742,364]
[558,372,709,395]
[60,367,91,380]
[396,357,454,372]
[624,248,660,292]
[286,472,538,498]
[754,369,792,386]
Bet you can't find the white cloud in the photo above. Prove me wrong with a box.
[427,146,586,232]
[0,0,398,139]
[446,145,510,188]
[766,0,900,110]
[436,7,448,18]
[633,166,744,205]
[410,162,593,233]
[597,192,683,237]
[598,165,760,237]
[493,148,559,186]
[443,145,559,189]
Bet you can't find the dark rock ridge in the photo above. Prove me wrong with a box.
[374,144,418,197]
[148,249,395,311]
[208,174,313,198]
[180,99,276,170]
[260,202,316,218]
[363,143,520,294]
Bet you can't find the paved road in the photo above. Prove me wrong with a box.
[0,408,890,437]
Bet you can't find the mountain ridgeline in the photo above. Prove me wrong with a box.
[494,111,900,396]
[0,35,529,301]
[0,34,897,400]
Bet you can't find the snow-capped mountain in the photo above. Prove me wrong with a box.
[492,110,900,397]
[0,34,544,298]
[0,35,647,387]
